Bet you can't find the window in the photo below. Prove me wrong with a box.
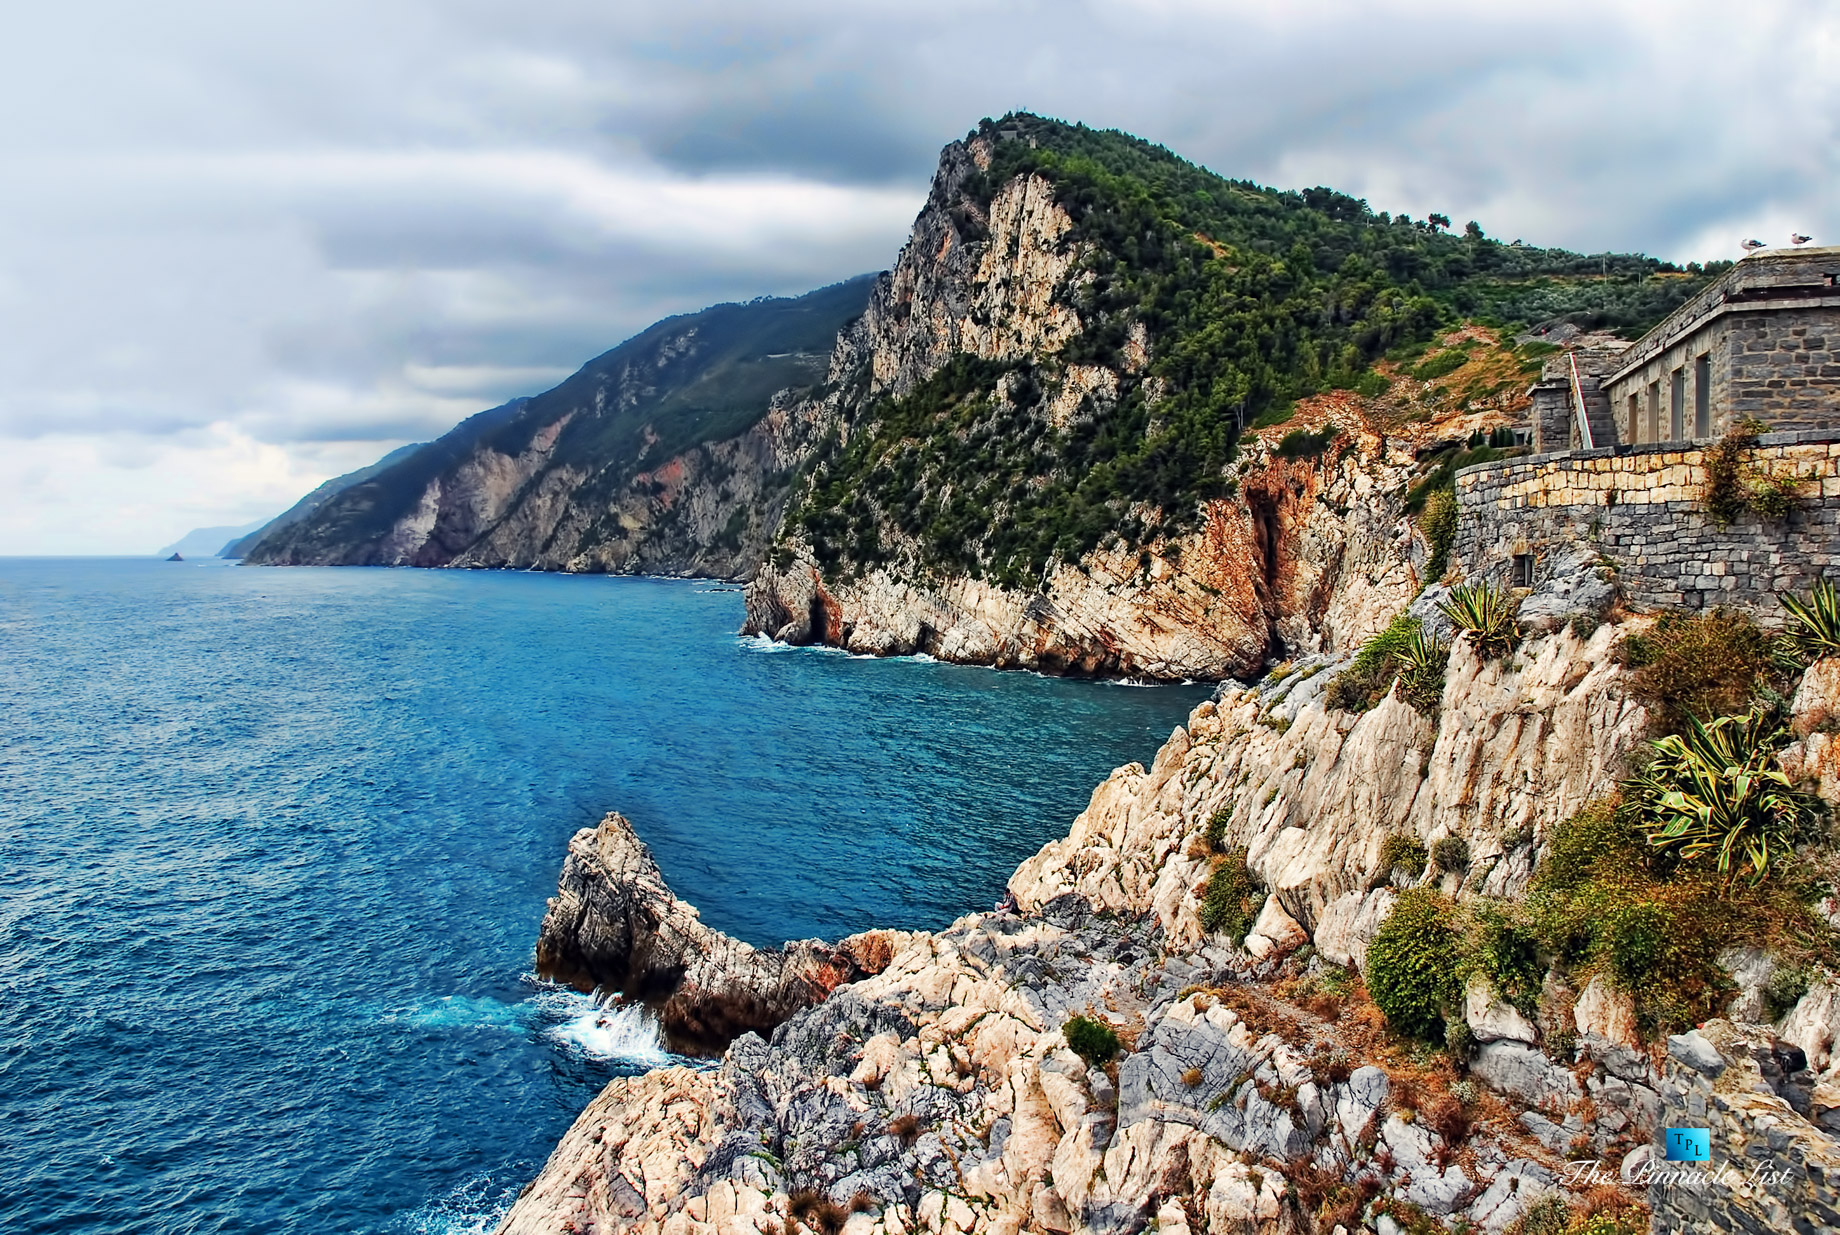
[1694,355,1711,436]
[1670,369,1685,440]
[1511,554,1536,588]
[1648,382,1661,443]
[1628,394,1641,443]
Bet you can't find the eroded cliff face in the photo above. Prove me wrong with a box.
[1009,622,1650,944]
[745,418,1432,680]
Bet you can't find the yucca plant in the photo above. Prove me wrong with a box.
[1783,577,1840,660]
[1437,581,1518,659]
[1618,708,1823,884]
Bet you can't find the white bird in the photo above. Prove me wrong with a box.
[1792,233,1814,246]
[1742,239,1767,252]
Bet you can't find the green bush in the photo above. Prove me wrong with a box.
[1325,613,1447,716]
[1378,834,1429,881]
[1062,1014,1121,1068]
[1764,964,1813,1021]
[1784,578,1840,661]
[1366,889,1464,1040]
[1431,835,1470,874]
[1470,904,1544,1015]
[1618,708,1823,884]
[1618,609,1786,737]
[1275,426,1339,459]
[1419,487,1457,583]
[1528,797,1830,1037]
[1410,349,1470,381]
[1199,848,1264,943]
[1438,581,1518,658]
[1203,805,1233,853]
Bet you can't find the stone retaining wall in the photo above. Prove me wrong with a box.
[1453,431,1840,616]
[1647,1021,1840,1235]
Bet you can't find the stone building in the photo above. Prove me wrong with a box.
[1529,247,1840,452]
[1456,247,1840,618]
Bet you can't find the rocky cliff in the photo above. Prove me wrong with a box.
[737,114,1702,679]
[243,278,873,576]
[496,623,1840,1235]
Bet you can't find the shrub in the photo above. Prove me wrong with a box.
[1701,419,1766,525]
[1203,805,1233,853]
[1326,613,1446,715]
[1618,708,1824,883]
[1431,835,1470,874]
[1618,609,1785,736]
[1366,889,1464,1040]
[1062,1014,1122,1068]
[788,1191,850,1235]
[1764,964,1813,1021]
[1438,581,1518,658]
[1200,848,1264,943]
[885,1113,921,1145]
[1784,578,1840,661]
[1508,1194,1573,1235]
[1419,486,1457,583]
[1377,834,1429,884]
[1471,904,1544,1015]
[1528,798,1830,1036]
[1275,426,1339,459]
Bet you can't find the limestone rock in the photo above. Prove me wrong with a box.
[1471,1041,1582,1108]
[1241,897,1308,960]
[1781,972,1840,1079]
[1465,973,1539,1044]
[1572,976,1639,1049]
[534,810,907,1052]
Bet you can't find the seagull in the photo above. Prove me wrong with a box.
[1741,239,1767,253]
[1792,233,1814,246]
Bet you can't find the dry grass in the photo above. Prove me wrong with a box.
[886,1113,922,1146]
[787,1190,849,1235]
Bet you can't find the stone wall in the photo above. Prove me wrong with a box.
[1647,1021,1840,1235]
[1453,431,1840,617]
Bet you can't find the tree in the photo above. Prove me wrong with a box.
[1427,212,1452,233]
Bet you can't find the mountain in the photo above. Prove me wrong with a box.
[741,114,1722,678]
[242,277,876,573]
[157,520,269,559]
[223,442,426,558]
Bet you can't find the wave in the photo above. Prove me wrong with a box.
[534,988,671,1067]
[398,1171,521,1235]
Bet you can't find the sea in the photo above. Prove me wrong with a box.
[0,557,1211,1234]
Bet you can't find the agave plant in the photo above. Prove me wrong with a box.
[1437,581,1518,659]
[1783,577,1840,660]
[1618,708,1823,883]
[1395,626,1450,712]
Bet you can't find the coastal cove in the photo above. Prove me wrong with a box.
[0,559,1210,1235]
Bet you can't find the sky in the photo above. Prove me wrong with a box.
[2,0,1833,553]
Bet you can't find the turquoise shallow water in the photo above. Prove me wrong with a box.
[0,558,1209,1234]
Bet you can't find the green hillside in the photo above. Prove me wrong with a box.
[791,114,1721,588]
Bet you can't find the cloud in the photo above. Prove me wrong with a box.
[0,0,1832,551]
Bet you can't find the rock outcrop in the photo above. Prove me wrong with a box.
[537,811,909,1053]
[499,630,1840,1235]
[1009,622,1647,937]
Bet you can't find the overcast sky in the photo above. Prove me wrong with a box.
[3,0,1833,553]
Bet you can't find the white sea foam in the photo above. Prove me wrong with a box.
[400,1171,519,1235]
[537,989,671,1067]
[384,994,528,1032]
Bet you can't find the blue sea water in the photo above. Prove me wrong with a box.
[0,558,1210,1234]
